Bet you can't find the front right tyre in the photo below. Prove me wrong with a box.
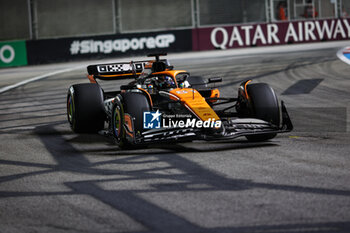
[245,83,280,142]
[67,83,105,133]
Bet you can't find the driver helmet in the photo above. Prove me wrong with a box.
[158,76,175,88]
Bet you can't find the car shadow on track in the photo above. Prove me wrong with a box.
[55,126,280,155]
[1,123,349,233]
[71,139,279,156]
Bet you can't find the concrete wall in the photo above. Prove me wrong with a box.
[35,0,115,39]
[0,0,31,40]
[120,0,193,32]
[198,0,266,26]
[0,0,348,41]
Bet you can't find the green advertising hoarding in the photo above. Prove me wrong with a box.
[0,41,28,68]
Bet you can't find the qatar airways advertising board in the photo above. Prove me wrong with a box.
[192,18,350,51]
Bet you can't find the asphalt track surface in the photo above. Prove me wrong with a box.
[1,43,350,233]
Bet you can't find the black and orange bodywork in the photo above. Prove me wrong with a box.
[84,54,292,145]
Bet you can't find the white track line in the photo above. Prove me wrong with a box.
[337,47,350,66]
[0,65,84,94]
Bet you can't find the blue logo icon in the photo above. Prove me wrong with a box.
[143,110,161,129]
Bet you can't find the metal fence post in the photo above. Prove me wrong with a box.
[113,0,120,34]
[266,0,272,22]
[29,0,38,39]
[192,0,200,28]
[27,0,33,40]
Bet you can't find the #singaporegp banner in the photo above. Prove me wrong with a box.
[192,18,350,51]
[26,30,192,65]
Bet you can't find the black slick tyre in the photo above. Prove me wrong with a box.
[111,97,129,149]
[122,91,151,135]
[67,83,105,133]
[245,83,280,142]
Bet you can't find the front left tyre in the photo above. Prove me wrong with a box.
[111,97,129,148]
[67,83,105,133]
[111,92,151,149]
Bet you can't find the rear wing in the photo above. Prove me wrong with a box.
[87,59,170,80]
[87,61,147,80]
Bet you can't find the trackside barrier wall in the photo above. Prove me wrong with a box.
[1,18,350,67]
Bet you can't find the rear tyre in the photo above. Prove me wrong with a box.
[67,83,105,133]
[245,83,280,142]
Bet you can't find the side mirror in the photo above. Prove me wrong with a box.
[208,77,222,83]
